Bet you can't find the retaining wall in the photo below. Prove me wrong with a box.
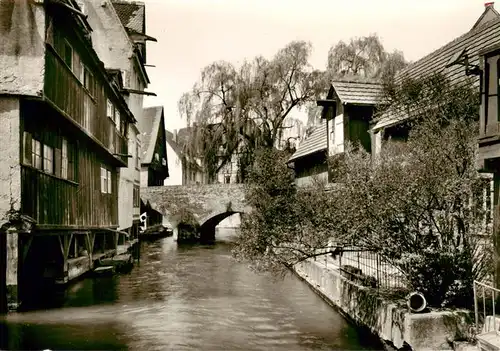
[294,259,474,350]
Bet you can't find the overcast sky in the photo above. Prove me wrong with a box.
[140,0,491,131]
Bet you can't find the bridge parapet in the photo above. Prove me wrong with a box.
[140,184,249,231]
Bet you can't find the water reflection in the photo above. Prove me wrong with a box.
[1,230,382,350]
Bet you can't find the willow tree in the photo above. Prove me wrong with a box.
[178,41,327,183]
[327,34,407,81]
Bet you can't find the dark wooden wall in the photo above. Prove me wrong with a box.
[345,105,374,153]
[147,115,169,186]
[20,101,118,228]
[44,11,128,163]
[294,151,328,179]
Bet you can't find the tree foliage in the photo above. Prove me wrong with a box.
[327,34,408,81]
[179,41,327,182]
[234,73,491,308]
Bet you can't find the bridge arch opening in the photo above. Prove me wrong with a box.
[199,211,243,243]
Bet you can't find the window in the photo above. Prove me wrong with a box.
[101,166,112,194]
[121,70,128,88]
[107,169,112,193]
[136,141,140,168]
[23,131,32,165]
[107,99,114,120]
[116,111,121,131]
[133,185,140,208]
[84,68,93,95]
[79,60,85,83]
[83,95,91,130]
[224,175,231,184]
[62,138,68,179]
[155,153,159,162]
[63,42,73,70]
[120,119,126,136]
[109,124,115,152]
[43,145,54,174]
[32,139,42,169]
[162,158,166,166]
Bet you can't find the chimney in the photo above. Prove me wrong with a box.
[486,2,494,8]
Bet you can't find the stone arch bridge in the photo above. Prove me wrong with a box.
[140,184,250,242]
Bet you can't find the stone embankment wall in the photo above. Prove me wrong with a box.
[294,259,474,351]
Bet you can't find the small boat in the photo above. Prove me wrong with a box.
[93,266,115,276]
[99,253,133,273]
[139,224,173,241]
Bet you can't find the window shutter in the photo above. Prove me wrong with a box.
[54,148,62,177]
[23,132,32,165]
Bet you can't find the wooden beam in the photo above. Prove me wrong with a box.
[316,99,336,107]
[120,88,157,97]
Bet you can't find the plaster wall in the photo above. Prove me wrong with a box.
[164,142,183,186]
[0,0,45,96]
[0,97,22,220]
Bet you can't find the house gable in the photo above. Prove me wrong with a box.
[472,2,500,30]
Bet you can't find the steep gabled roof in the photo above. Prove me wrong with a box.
[373,11,500,130]
[140,106,164,164]
[111,1,145,34]
[332,80,383,105]
[288,121,327,162]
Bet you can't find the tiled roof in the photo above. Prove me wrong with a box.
[374,13,500,130]
[288,122,327,162]
[140,106,163,164]
[111,1,145,34]
[332,80,383,105]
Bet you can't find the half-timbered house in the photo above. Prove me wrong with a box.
[0,0,135,311]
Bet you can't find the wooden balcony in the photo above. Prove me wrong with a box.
[44,47,128,164]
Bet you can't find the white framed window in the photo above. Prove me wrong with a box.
[79,61,85,83]
[107,99,114,121]
[107,170,112,193]
[115,111,121,131]
[121,70,128,88]
[100,166,112,194]
[62,138,68,179]
[83,95,91,130]
[109,123,115,152]
[136,140,140,168]
[32,139,42,169]
[43,145,54,174]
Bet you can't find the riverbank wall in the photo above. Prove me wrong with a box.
[293,259,476,351]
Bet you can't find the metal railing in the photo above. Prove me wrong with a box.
[319,247,406,290]
[474,280,500,336]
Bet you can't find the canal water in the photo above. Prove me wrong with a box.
[0,229,383,350]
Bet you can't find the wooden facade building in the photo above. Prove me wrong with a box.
[0,0,136,311]
[288,80,381,186]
